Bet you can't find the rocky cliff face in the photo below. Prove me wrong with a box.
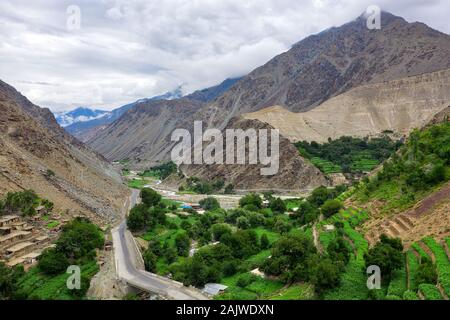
[89,12,450,170]
[181,118,328,192]
[0,80,127,225]
[242,69,450,142]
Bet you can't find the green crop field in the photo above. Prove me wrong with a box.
[422,237,450,297]
[16,262,99,300]
[419,284,443,300]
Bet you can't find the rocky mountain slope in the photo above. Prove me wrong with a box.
[88,12,450,169]
[242,69,450,142]
[0,80,128,225]
[89,99,205,168]
[181,117,328,192]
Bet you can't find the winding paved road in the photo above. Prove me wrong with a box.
[112,189,209,300]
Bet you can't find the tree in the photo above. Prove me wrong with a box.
[236,216,250,230]
[0,263,17,299]
[416,258,438,285]
[127,204,147,231]
[4,190,39,216]
[164,246,178,264]
[273,217,292,234]
[308,186,331,207]
[239,194,262,209]
[309,258,342,295]
[56,217,104,261]
[327,237,350,265]
[262,234,316,281]
[143,249,158,272]
[175,233,191,257]
[141,188,162,207]
[364,235,404,281]
[199,197,221,211]
[260,234,270,250]
[211,224,232,241]
[38,248,69,275]
[293,201,319,225]
[269,198,287,214]
[321,200,343,218]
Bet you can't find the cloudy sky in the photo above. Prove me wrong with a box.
[1,0,449,112]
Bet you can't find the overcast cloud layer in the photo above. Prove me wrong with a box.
[1,0,449,112]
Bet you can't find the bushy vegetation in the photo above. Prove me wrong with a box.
[1,190,40,216]
[356,123,450,213]
[38,217,104,275]
[364,235,404,283]
[179,177,225,195]
[295,135,401,174]
[140,161,177,180]
[0,217,103,300]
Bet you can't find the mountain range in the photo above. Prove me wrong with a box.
[56,78,241,142]
[86,11,450,192]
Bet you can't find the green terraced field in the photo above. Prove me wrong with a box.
[422,237,450,297]
[419,284,443,300]
[311,157,342,174]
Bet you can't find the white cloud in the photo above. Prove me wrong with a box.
[0,0,449,112]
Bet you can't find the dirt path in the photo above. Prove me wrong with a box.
[312,223,324,254]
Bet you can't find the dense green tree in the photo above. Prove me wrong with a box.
[143,249,158,273]
[260,234,270,250]
[364,235,404,281]
[309,258,342,295]
[56,217,104,261]
[321,199,343,218]
[293,201,320,225]
[262,234,317,281]
[199,197,221,211]
[273,217,292,234]
[175,233,191,257]
[239,194,262,209]
[269,198,287,214]
[211,224,232,241]
[3,190,39,216]
[308,186,331,207]
[416,258,438,286]
[327,237,350,265]
[236,216,251,230]
[0,263,19,299]
[164,246,178,264]
[38,248,70,275]
[127,204,147,231]
[141,188,162,207]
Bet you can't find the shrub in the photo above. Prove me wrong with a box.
[239,194,262,209]
[321,200,343,218]
[141,188,162,207]
[38,248,69,275]
[199,197,221,211]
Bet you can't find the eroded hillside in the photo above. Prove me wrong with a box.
[0,80,128,226]
[243,69,450,142]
